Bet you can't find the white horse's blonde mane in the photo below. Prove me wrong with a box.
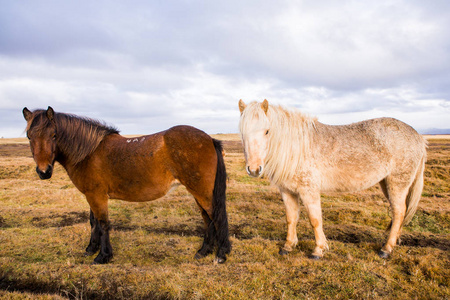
[240,102,317,185]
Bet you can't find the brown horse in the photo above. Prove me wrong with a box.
[23,106,231,264]
[239,100,427,259]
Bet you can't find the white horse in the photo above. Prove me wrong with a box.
[238,99,427,259]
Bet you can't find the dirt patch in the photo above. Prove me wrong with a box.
[222,140,243,154]
[31,211,89,228]
[324,224,450,251]
[326,224,385,244]
[229,222,254,240]
[0,144,31,157]
[112,223,205,237]
[400,233,450,251]
[0,275,170,300]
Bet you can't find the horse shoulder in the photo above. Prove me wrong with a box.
[277,167,321,195]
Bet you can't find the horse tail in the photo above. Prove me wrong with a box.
[402,150,427,227]
[212,139,231,256]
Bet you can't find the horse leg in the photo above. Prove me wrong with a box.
[190,191,229,263]
[279,188,300,255]
[86,193,113,264]
[379,179,389,199]
[300,190,328,259]
[85,209,101,256]
[194,201,216,260]
[379,179,408,258]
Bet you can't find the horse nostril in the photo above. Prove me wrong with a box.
[36,165,53,180]
[246,165,263,177]
[46,165,53,174]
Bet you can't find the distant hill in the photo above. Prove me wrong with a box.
[420,128,450,135]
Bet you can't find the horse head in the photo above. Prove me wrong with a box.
[23,106,57,180]
[238,99,271,177]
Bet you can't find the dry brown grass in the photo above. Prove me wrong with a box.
[0,135,449,299]
[424,135,450,140]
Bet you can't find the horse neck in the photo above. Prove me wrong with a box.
[264,107,316,184]
[54,137,81,171]
[269,106,316,152]
[54,119,111,167]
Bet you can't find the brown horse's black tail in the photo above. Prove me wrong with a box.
[212,139,231,260]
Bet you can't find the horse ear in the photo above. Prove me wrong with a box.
[23,107,33,121]
[262,99,269,115]
[46,106,55,121]
[239,99,246,114]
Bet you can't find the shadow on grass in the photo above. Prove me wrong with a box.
[325,224,450,252]
[112,222,450,252]
[10,211,448,252]
[30,211,89,228]
[0,273,172,300]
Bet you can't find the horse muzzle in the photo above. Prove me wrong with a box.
[36,165,53,180]
[246,165,263,178]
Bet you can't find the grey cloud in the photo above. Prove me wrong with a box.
[1,1,450,137]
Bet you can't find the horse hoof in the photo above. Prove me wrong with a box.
[378,250,390,259]
[84,251,96,257]
[310,254,322,260]
[92,259,109,264]
[93,254,112,264]
[279,249,290,256]
[194,252,205,260]
[214,257,226,264]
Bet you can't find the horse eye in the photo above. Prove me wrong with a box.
[265,130,269,135]
[52,133,56,140]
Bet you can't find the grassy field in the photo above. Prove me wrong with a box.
[0,134,449,299]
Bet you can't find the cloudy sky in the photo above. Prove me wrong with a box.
[1,0,449,137]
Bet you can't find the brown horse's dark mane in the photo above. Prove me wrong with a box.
[28,110,119,165]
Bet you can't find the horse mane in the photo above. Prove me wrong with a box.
[240,102,317,186]
[27,110,119,165]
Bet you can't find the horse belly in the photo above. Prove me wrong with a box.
[107,174,176,202]
[320,164,389,193]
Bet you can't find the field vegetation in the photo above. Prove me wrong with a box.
[0,135,449,299]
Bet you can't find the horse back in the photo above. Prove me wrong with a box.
[313,118,426,192]
[316,117,425,159]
